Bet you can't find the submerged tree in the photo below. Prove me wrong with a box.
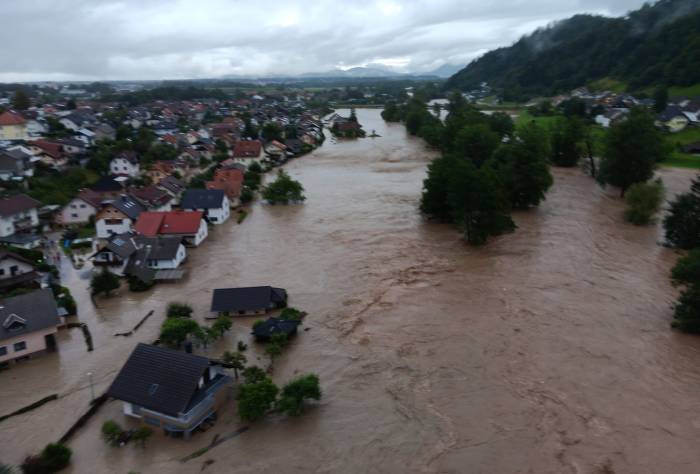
[276,373,322,416]
[447,159,515,245]
[90,269,120,297]
[237,377,279,421]
[664,174,700,249]
[598,108,669,196]
[623,180,665,225]
[262,170,306,204]
[549,115,584,167]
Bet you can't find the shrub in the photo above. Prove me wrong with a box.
[102,420,124,446]
[90,269,120,296]
[671,249,700,287]
[166,302,193,318]
[276,374,322,416]
[237,340,248,352]
[623,180,664,225]
[22,443,72,473]
[128,276,155,292]
[252,320,265,330]
[262,170,305,204]
[131,426,153,448]
[280,307,303,321]
[211,315,232,338]
[240,188,254,204]
[242,366,267,384]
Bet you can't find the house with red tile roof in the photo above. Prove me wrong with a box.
[0,111,28,140]
[206,168,243,206]
[134,210,208,247]
[232,139,263,165]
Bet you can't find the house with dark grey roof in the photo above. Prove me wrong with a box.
[210,286,287,317]
[0,148,34,181]
[252,317,300,341]
[106,343,230,439]
[91,232,187,280]
[180,189,230,224]
[0,288,61,366]
[95,195,145,239]
[0,194,41,238]
[0,249,40,291]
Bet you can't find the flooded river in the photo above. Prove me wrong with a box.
[1,109,699,473]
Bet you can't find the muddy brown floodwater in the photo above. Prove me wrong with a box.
[1,109,700,474]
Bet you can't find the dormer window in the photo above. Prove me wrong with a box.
[3,313,27,332]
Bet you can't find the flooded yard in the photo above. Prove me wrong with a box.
[1,109,699,473]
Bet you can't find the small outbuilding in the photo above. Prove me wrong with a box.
[210,286,287,317]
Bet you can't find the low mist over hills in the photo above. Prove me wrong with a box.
[446,0,700,100]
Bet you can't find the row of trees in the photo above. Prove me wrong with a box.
[390,93,552,245]
[664,175,700,332]
[236,369,321,421]
[159,302,232,348]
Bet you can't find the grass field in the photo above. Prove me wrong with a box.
[514,109,560,129]
[668,83,700,99]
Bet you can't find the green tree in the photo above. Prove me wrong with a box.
[211,315,232,338]
[262,170,305,204]
[261,123,283,141]
[280,307,303,321]
[242,366,267,384]
[447,159,515,245]
[159,318,199,347]
[101,420,124,446]
[487,112,515,139]
[664,174,700,249]
[549,115,584,167]
[66,99,77,110]
[221,350,246,379]
[653,86,668,113]
[237,378,279,421]
[90,270,120,296]
[12,89,30,110]
[131,426,153,448]
[420,155,454,221]
[454,124,500,168]
[490,122,553,209]
[671,284,700,333]
[381,102,401,122]
[276,374,322,416]
[671,248,700,287]
[623,180,664,225]
[166,302,193,318]
[598,108,669,196]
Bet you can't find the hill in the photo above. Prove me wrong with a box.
[445,0,700,100]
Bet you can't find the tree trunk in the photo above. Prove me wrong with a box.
[586,138,596,178]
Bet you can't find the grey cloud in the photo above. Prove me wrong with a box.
[0,0,649,81]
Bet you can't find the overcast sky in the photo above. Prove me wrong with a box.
[0,0,649,82]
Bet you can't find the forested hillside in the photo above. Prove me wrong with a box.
[445,0,700,100]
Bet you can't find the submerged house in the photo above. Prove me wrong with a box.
[106,343,230,439]
[210,286,287,317]
[0,288,61,367]
[134,210,208,247]
[180,189,230,224]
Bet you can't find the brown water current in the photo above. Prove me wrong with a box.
[1,109,699,473]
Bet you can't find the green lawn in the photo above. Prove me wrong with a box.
[588,78,627,94]
[668,83,700,99]
[514,109,560,129]
[662,151,700,169]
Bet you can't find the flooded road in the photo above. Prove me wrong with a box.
[2,109,700,473]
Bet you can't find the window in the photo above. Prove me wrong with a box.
[14,341,27,352]
[0,346,6,356]
[144,416,161,427]
[80,204,86,208]
[0,268,5,276]
[105,219,123,225]
[71,213,78,218]
[10,265,18,276]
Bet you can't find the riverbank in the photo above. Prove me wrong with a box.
[1,109,699,473]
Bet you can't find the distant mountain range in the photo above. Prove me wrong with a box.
[219,63,463,82]
[445,0,700,100]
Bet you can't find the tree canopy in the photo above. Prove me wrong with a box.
[262,170,306,204]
